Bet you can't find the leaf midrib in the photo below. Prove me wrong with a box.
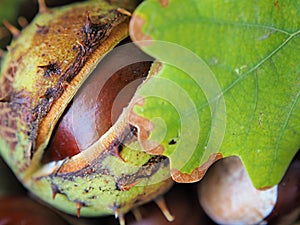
[196,29,300,110]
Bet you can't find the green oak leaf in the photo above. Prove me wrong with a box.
[129,0,300,188]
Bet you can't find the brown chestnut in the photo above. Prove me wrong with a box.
[42,41,152,162]
[0,195,70,225]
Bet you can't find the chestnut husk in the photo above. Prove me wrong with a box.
[0,0,173,219]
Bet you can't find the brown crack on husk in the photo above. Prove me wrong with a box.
[0,96,34,172]
[0,56,23,101]
[116,155,169,191]
[171,153,223,183]
[37,62,61,78]
[0,102,18,151]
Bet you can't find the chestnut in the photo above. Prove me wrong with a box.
[197,153,300,225]
[42,41,152,162]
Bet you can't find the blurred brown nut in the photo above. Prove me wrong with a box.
[0,195,70,225]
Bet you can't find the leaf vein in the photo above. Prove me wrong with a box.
[274,90,300,160]
[221,29,300,96]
